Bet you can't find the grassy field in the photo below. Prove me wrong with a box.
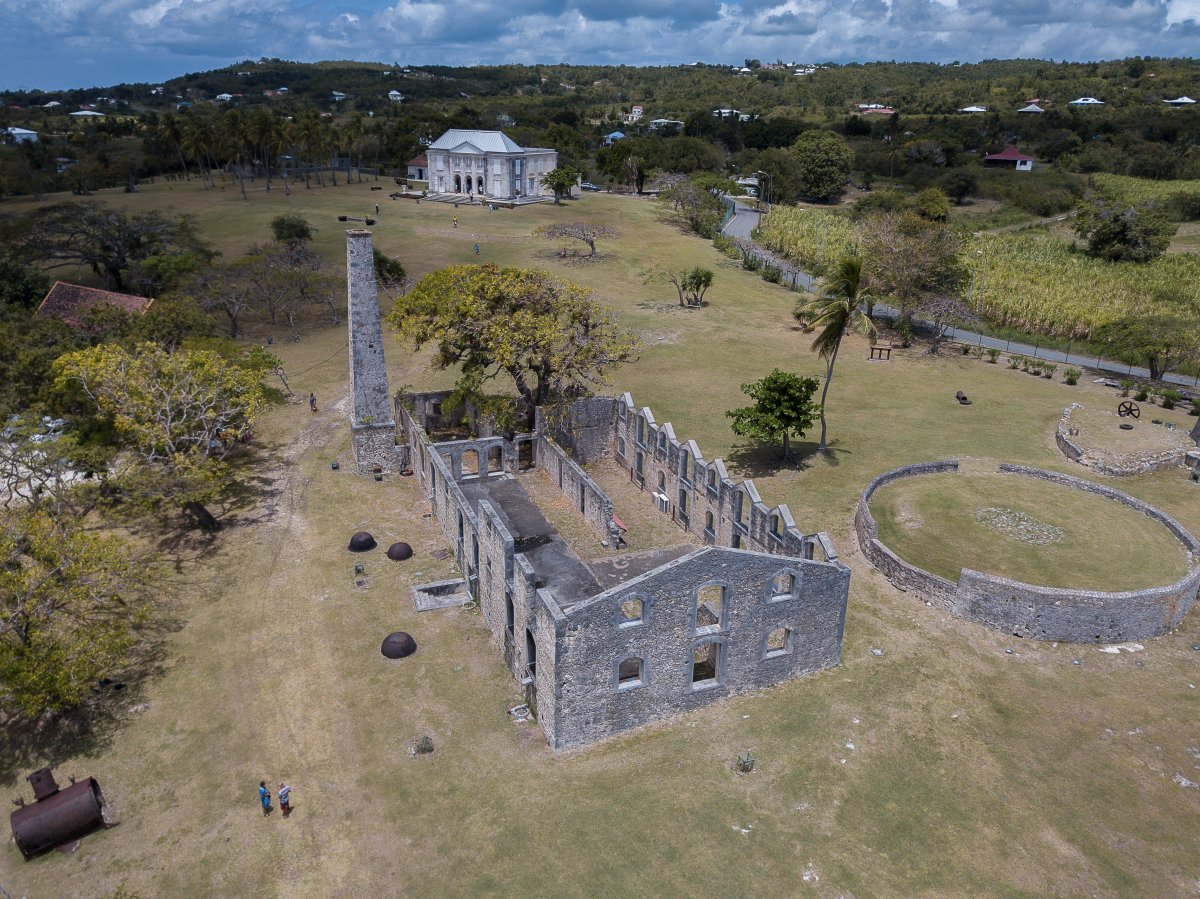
[3,180,1200,897]
[871,467,1190,588]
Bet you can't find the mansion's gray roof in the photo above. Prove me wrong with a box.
[428,129,524,154]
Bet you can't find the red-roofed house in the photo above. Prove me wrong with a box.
[406,154,427,181]
[35,281,155,326]
[984,145,1035,172]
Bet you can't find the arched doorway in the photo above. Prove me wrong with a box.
[453,174,462,193]
[477,175,485,195]
[525,628,537,676]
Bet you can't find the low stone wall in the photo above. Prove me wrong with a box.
[1056,404,1189,477]
[856,460,1200,642]
[854,461,960,609]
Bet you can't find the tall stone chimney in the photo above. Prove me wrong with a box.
[346,230,398,473]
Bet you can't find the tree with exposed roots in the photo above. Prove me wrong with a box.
[533,222,620,258]
[387,265,639,428]
[726,369,820,461]
[794,257,877,453]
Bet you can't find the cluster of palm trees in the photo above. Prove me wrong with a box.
[156,108,387,197]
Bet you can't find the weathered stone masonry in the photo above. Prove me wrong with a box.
[856,460,1200,643]
[395,389,850,749]
[346,230,402,473]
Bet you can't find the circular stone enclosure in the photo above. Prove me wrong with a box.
[1057,403,1194,476]
[855,461,1200,643]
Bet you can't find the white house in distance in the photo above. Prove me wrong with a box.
[1164,96,1196,107]
[388,90,404,102]
[1017,103,1045,114]
[426,129,557,200]
[5,127,38,144]
[960,105,988,113]
[1068,97,1105,106]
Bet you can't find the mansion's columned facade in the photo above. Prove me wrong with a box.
[426,129,557,200]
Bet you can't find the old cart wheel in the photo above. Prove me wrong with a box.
[1118,401,1141,419]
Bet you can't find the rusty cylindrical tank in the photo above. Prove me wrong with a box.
[10,768,108,859]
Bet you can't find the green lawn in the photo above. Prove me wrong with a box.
[871,468,1189,589]
[3,180,1200,898]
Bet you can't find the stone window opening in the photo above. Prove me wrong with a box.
[764,627,793,659]
[679,453,691,483]
[505,592,514,640]
[461,448,480,478]
[736,490,751,528]
[656,430,668,458]
[677,489,689,528]
[695,583,726,634]
[636,416,646,447]
[706,468,719,499]
[634,452,645,486]
[704,511,715,539]
[525,628,537,677]
[691,641,722,689]
[616,657,644,690]
[769,513,783,540]
[732,534,744,549]
[657,472,666,494]
[769,571,798,601]
[616,436,627,461]
[487,445,503,472]
[615,595,646,628]
[618,402,627,422]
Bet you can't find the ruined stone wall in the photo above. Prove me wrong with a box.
[607,392,828,561]
[535,435,620,545]
[551,547,850,750]
[542,397,617,463]
[856,460,1200,641]
[854,461,961,609]
[1056,404,1188,477]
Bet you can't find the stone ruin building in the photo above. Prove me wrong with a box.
[345,230,852,749]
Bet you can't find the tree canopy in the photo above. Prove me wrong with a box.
[1073,191,1177,262]
[533,222,620,257]
[726,369,819,460]
[856,211,966,320]
[387,264,639,426]
[791,131,854,202]
[541,166,580,204]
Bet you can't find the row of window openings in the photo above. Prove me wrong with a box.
[617,628,794,691]
[616,575,798,631]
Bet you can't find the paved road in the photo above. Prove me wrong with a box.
[719,200,1200,390]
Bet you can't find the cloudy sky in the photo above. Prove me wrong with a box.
[1,0,1198,91]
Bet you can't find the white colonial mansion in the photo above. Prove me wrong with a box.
[426,129,558,200]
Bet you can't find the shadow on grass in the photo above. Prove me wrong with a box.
[723,440,851,478]
[0,609,181,787]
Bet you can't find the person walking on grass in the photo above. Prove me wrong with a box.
[279,782,293,817]
[259,781,272,816]
[309,392,318,414]
[474,243,480,255]
[452,216,459,229]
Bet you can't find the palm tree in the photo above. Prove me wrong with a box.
[794,255,878,454]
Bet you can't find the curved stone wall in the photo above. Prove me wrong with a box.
[856,461,1200,643]
[1056,404,1189,477]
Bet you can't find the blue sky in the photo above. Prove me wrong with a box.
[1,0,1199,91]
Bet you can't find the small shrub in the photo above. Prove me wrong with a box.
[742,254,763,272]
[986,348,1001,364]
[413,735,435,755]
[761,266,782,284]
[1064,367,1081,385]
[1162,389,1182,410]
[1134,387,1150,402]
[1007,354,1024,369]
[959,343,972,356]
[1119,379,1135,397]
[1189,399,1200,417]
[1042,363,1057,379]
[1028,361,1043,375]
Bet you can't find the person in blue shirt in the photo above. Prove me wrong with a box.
[259,781,272,816]
[474,243,479,255]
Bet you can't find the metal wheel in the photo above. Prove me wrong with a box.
[1118,401,1141,419]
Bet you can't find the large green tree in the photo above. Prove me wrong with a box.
[1,508,152,718]
[855,211,966,321]
[794,257,878,453]
[726,369,819,461]
[791,131,855,202]
[387,265,639,426]
[541,166,580,204]
[1073,192,1177,262]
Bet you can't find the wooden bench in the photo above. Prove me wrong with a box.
[869,344,893,361]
